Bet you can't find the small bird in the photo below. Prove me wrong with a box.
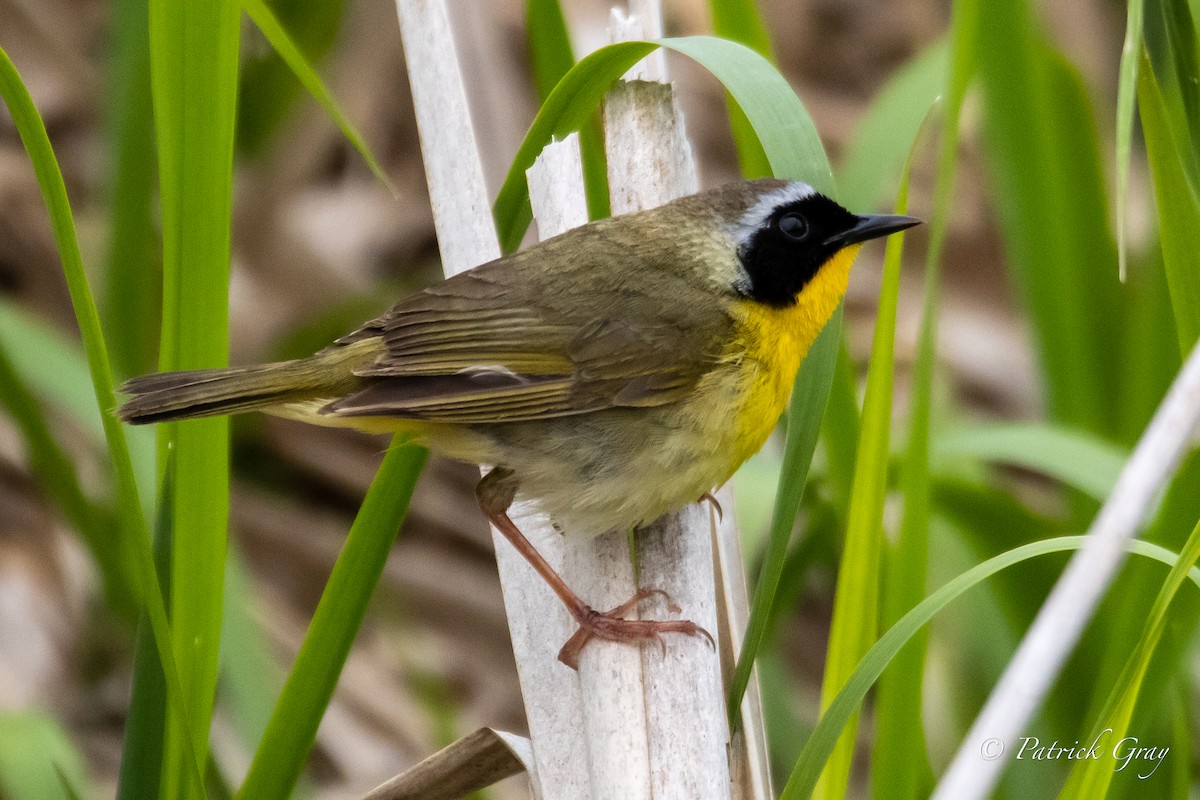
[120,178,918,667]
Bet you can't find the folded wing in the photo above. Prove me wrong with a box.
[324,258,723,423]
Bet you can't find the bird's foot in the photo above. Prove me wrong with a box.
[557,588,714,669]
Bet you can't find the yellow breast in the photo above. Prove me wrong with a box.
[727,244,860,463]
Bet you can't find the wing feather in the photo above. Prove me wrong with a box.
[324,220,732,423]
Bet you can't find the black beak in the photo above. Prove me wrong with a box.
[825,214,922,248]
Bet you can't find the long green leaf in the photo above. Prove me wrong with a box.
[933,422,1127,502]
[838,38,949,212]
[709,0,774,177]
[865,114,942,800]
[104,0,159,378]
[1060,518,1200,798]
[236,442,427,799]
[1115,0,1146,280]
[241,0,393,192]
[0,45,204,797]
[730,310,841,728]
[492,36,833,251]
[0,714,89,800]
[709,0,774,60]
[237,0,348,155]
[147,0,240,794]
[118,474,173,800]
[526,0,574,101]
[978,0,1122,438]
[1138,46,1200,353]
[814,134,918,800]
[864,3,977,796]
[1143,0,1200,201]
[1168,684,1190,799]
[818,338,862,514]
[779,536,1200,799]
[523,0,609,220]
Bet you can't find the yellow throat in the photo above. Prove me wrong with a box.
[730,243,861,462]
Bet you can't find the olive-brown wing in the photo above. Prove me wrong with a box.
[323,261,725,423]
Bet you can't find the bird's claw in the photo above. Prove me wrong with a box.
[699,491,724,521]
[558,587,715,669]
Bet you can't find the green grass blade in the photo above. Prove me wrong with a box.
[0,53,145,548]
[1117,248,1181,442]
[816,34,948,528]
[104,0,159,378]
[1143,0,1200,201]
[237,442,427,799]
[709,0,774,177]
[1060,517,1200,798]
[118,612,169,800]
[1115,0,1146,281]
[709,0,774,59]
[819,338,862,513]
[0,45,204,797]
[117,474,174,800]
[838,38,949,212]
[814,135,918,800]
[1168,685,1190,799]
[241,0,393,193]
[0,714,89,800]
[237,0,348,155]
[493,36,834,251]
[729,310,841,728]
[978,0,1121,438]
[779,535,1200,799]
[1138,46,1200,353]
[864,113,943,800]
[862,4,976,795]
[147,0,240,793]
[526,0,575,102]
[523,0,609,220]
[933,422,1127,502]
[622,37,833,191]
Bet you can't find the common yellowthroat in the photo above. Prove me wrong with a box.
[120,178,918,667]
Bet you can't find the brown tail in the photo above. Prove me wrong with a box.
[118,351,367,425]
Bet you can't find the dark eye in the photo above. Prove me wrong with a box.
[777,212,809,241]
